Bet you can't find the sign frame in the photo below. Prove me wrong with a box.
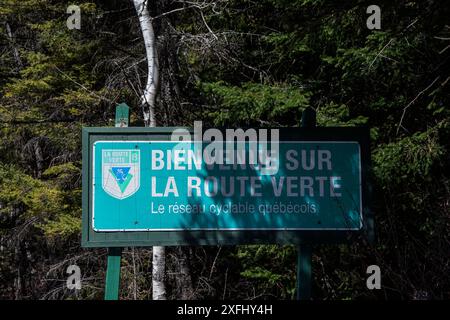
[81,127,373,247]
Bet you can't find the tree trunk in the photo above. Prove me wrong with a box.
[177,247,195,299]
[133,0,159,128]
[152,246,166,300]
[132,0,166,300]
[34,140,44,178]
[154,1,195,299]
[5,22,23,70]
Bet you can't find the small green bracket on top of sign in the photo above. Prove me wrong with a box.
[115,103,130,128]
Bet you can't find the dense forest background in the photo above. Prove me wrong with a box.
[0,0,449,300]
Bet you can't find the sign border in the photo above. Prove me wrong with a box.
[82,127,373,247]
[92,141,363,232]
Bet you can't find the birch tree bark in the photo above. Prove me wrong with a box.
[5,22,23,70]
[133,0,159,128]
[132,0,166,300]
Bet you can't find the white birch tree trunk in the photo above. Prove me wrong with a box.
[5,22,23,70]
[133,0,159,127]
[132,0,166,300]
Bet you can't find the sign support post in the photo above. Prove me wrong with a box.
[104,103,130,300]
[296,106,316,300]
[105,247,122,300]
[296,245,312,300]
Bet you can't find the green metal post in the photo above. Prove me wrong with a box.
[115,103,130,128]
[105,247,123,300]
[296,245,312,300]
[296,106,316,300]
[301,106,316,128]
[104,103,129,300]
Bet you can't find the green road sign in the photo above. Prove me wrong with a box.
[82,127,372,247]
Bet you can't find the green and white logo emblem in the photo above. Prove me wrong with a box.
[102,149,140,199]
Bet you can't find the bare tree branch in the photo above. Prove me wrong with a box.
[397,76,440,135]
